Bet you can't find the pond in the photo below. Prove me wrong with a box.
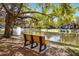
[23,28,79,46]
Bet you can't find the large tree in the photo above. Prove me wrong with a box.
[0,3,52,38]
[0,3,78,38]
[1,3,23,38]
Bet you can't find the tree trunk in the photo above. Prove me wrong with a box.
[4,14,13,38]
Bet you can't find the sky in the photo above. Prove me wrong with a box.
[28,3,79,16]
[71,3,79,16]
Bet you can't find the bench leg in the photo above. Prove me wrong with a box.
[24,40,27,46]
[31,43,38,48]
[24,40,31,46]
[39,44,46,52]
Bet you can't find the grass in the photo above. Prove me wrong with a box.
[47,40,79,56]
[65,47,79,56]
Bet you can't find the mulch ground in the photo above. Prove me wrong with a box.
[0,36,77,56]
[0,37,42,56]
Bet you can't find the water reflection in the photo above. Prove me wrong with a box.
[46,35,60,42]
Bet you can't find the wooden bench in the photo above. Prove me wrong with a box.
[23,34,47,52]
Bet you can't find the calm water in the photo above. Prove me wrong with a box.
[23,28,79,46]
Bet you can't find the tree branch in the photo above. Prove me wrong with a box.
[20,11,52,18]
[18,16,38,21]
[2,3,13,15]
[15,3,23,17]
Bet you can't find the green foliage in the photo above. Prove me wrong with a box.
[1,3,78,28]
[51,3,77,27]
[24,3,78,28]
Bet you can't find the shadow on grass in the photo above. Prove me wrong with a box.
[49,41,79,56]
[49,41,79,48]
[66,48,79,56]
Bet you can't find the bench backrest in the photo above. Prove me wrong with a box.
[41,36,46,45]
[42,36,46,45]
[24,34,46,45]
[26,35,32,41]
[24,34,32,41]
[32,35,39,43]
